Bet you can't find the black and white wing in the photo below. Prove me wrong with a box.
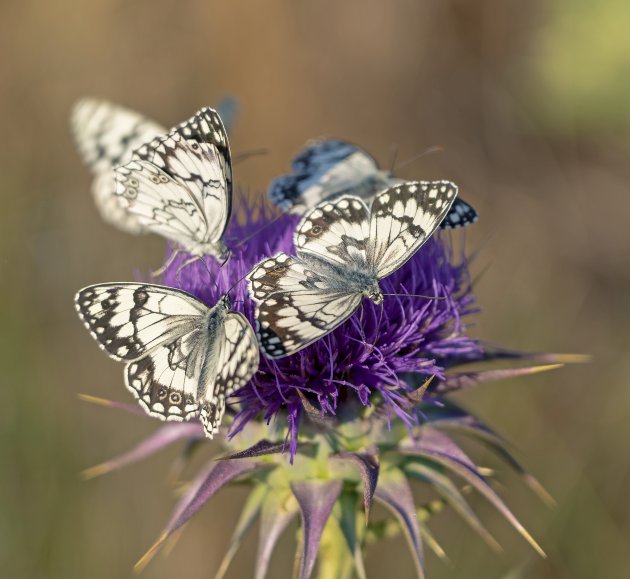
[114,107,232,255]
[294,196,371,268]
[75,283,211,422]
[369,181,458,279]
[440,197,479,229]
[248,253,362,358]
[70,98,166,234]
[200,312,259,435]
[268,139,385,212]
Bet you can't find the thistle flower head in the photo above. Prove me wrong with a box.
[161,192,483,458]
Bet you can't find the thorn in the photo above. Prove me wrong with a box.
[134,533,169,574]
[81,461,115,480]
[77,393,114,407]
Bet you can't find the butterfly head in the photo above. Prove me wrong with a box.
[218,293,232,311]
[363,282,383,305]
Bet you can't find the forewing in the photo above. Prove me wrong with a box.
[248,253,362,358]
[71,99,166,234]
[440,197,478,229]
[75,283,207,361]
[114,160,210,247]
[268,139,382,211]
[369,180,458,279]
[291,139,366,173]
[135,107,232,243]
[75,283,210,422]
[199,313,259,436]
[71,98,165,174]
[294,196,371,268]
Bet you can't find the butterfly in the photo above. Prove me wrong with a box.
[75,283,259,437]
[268,138,477,229]
[113,106,233,260]
[70,99,166,234]
[248,180,458,358]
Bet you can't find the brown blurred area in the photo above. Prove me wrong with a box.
[1,1,629,578]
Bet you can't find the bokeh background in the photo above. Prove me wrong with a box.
[1,1,629,577]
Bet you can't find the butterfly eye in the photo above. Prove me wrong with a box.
[190,142,199,150]
[125,187,137,199]
[128,178,139,187]
[157,388,168,400]
[150,175,161,184]
[310,224,323,236]
[169,392,182,405]
[159,175,169,183]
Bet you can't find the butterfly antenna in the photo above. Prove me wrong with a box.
[151,249,180,279]
[232,211,286,250]
[382,292,446,300]
[369,300,385,353]
[224,269,252,299]
[389,143,400,173]
[232,148,270,165]
[393,145,444,172]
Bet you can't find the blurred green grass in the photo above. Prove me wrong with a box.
[1,1,629,577]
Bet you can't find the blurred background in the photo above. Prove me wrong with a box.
[1,1,629,577]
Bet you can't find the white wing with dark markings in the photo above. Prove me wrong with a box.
[75,283,258,436]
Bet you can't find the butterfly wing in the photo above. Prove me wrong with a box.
[75,283,210,421]
[71,99,166,234]
[369,181,458,279]
[137,107,232,237]
[114,159,213,249]
[294,196,371,268]
[268,139,383,211]
[115,107,232,252]
[199,312,259,436]
[440,197,479,229]
[248,253,362,358]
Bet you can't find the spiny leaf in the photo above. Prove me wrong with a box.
[82,422,203,480]
[78,393,147,417]
[136,458,264,572]
[401,428,546,558]
[318,492,367,579]
[214,484,268,579]
[374,468,425,579]
[255,489,298,579]
[291,480,343,579]
[435,364,564,393]
[332,451,379,524]
[405,461,501,551]
[220,439,314,461]
[432,412,554,506]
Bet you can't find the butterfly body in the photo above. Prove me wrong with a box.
[250,181,458,358]
[268,138,476,229]
[75,284,258,437]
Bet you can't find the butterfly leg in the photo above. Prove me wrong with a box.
[369,300,385,353]
[173,255,201,284]
[151,249,180,278]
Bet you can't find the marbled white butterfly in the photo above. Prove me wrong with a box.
[268,138,477,229]
[249,180,457,358]
[113,107,233,260]
[75,283,258,437]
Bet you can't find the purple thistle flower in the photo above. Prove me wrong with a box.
[158,191,483,457]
